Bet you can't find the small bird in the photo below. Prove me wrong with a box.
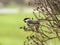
[24,18,39,32]
[24,18,39,27]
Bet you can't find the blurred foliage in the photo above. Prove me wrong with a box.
[20,0,60,45]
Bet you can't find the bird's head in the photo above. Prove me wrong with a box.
[24,18,30,23]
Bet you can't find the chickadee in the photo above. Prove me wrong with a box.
[24,18,39,26]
